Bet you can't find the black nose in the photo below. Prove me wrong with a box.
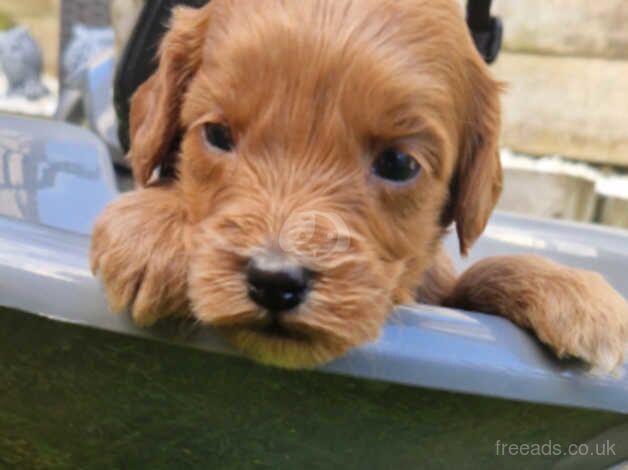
[246,259,313,313]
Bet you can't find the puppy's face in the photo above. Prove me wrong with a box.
[129,0,502,368]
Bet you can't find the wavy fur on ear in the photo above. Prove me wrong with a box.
[445,59,504,256]
[128,5,212,186]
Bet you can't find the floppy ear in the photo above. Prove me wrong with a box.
[449,60,503,256]
[128,6,211,186]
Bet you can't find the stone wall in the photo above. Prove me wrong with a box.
[494,0,628,60]
[493,54,628,167]
[487,0,628,168]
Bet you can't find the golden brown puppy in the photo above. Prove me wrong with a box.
[92,0,628,371]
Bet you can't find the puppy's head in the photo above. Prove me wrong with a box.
[129,0,502,368]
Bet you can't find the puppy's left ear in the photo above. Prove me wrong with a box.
[129,6,211,186]
[449,60,503,256]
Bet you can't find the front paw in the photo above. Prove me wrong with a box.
[449,256,628,373]
[91,188,189,326]
[544,269,628,374]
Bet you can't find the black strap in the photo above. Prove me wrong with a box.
[466,0,503,64]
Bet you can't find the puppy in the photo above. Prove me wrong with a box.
[92,0,628,371]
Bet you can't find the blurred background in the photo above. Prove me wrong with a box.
[0,0,626,228]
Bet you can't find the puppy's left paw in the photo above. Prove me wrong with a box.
[448,256,628,373]
[553,270,628,374]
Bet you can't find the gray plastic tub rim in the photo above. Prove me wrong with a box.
[1,114,627,414]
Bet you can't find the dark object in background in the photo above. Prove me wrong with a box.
[0,26,49,100]
[62,25,114,89]
[113,0,503,153]
[56,0,111,119]
[467,0,503,64]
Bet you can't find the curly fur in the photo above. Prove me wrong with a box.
[92,0,628,371]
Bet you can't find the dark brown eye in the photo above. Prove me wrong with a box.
[204,123,234,152]
[373,148,421,182]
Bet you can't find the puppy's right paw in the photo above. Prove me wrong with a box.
[91,187,190,326]
[448,256,628,374]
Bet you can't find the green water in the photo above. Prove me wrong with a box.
[0,308,625,469]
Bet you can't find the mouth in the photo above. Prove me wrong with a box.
[249,318,311,342]
[223,316,335,369]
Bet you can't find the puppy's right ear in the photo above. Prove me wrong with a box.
[128,6,211,186]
